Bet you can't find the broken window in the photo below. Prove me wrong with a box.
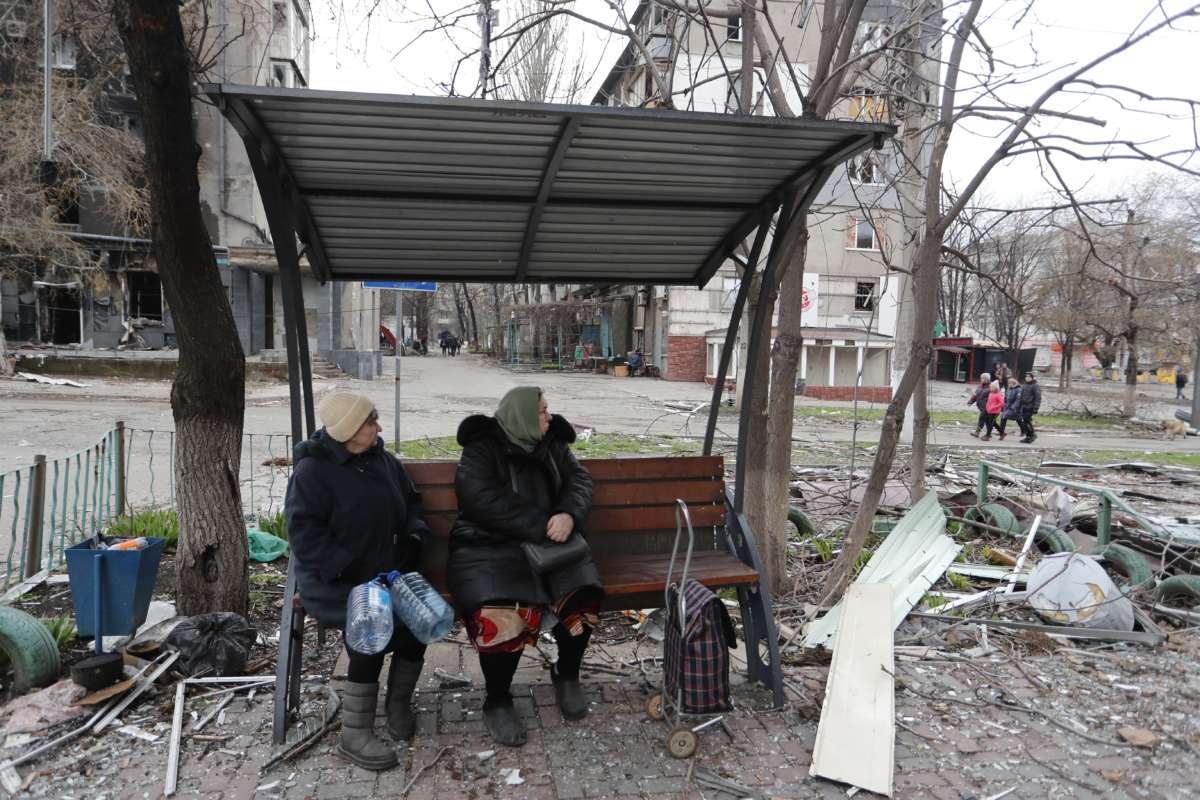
[127,271,163,321]
[847,88,888,121]
[854,280,877,311]
[847,217,878,251]
[726,14,741,42]
[849,153,883,185]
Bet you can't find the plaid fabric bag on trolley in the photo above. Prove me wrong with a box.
[663,578,737,714]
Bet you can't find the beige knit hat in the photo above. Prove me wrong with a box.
[318,392,376,442]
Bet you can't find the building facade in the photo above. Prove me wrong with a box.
[0,0,382,378]
[591,0,913,402]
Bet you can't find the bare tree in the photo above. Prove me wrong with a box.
[823,0,1200,600]
[112,0,249,614]
[1032,228,1098,389]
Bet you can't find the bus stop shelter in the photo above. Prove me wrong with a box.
[208,84,893,742]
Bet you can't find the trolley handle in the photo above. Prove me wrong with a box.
[665,499,695,635]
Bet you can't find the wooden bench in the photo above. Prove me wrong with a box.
[272,455,784,743]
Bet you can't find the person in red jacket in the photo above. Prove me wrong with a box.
[981,380,1004,440]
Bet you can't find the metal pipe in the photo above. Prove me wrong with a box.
[703,209,770,455]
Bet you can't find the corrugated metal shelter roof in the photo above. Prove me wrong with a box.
[207,85,893,287]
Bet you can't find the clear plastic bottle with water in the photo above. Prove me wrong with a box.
[387,571,454,644]
[344,577,394,654]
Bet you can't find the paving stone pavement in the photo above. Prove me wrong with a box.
[12,628,1200,799]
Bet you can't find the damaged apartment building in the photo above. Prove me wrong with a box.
[0,0,382,378]
[589,0,932,401]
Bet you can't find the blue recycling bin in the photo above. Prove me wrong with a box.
[65,538,166,652]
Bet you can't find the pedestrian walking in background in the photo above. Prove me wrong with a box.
[1177,371,1189,401]
[997,377,1022,440]
[1019,372,1042,443]
[982,380,1004,440]
[967,373,992,438]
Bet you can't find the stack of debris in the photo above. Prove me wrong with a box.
[798,459,1196,797]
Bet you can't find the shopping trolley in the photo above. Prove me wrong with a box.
[644,499,735,759]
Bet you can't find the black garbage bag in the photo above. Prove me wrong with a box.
[164,613,258,677]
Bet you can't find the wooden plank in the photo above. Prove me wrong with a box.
[405,455,724,485]
[416,550,756,602]
[417,479,724,513]
[421,504,724,536]
[810,584,894,797]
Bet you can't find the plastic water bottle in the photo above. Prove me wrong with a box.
[109,537,149,551]
[345,578,394,655]
[387,571,454,644]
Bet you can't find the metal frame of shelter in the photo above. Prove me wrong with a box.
[208,84,892,743]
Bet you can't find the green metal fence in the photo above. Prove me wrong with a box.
[1,423,294,592]
[0,428,122,591]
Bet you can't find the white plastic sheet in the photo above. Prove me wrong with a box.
[1026,552,1134,631]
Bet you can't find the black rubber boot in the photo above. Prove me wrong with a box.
[482,699,527,747]
[552,625,591,720]
[551,666,589,720]
[336,682,398,770]
[385,656,423,741]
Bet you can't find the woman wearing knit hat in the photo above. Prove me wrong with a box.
[284,391,430,770]
[447,386,603,747]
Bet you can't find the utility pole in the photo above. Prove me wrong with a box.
[42,0,52,158]
[478,0,496,99]
[1191,331,1200,426]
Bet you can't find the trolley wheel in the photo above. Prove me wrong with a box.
[666,726,698,759]
[646,694,664,721]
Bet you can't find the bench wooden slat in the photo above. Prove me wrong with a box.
[419,550,757,598]
[418,479,723,513]
[404,455,724,488]
[598,551,757,594]
[420,504,725,537]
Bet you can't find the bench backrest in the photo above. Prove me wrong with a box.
[406,455,727,588]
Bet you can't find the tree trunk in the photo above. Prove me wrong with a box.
[491,285,503,354]
[462,283,479,346]
[114,0,247,615]
[824,235,940,600]
[451,283,468,340]
[761,231,810,593]
[909,367,930,498]
[1062,341,1074,389]
[0,325,11,376]
[740,272,776,570]
[1123,321,1139,418]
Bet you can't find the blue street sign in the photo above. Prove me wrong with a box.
[362,281,438,292]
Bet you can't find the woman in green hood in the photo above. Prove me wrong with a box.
[446,387,604,747]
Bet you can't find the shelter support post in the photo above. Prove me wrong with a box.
[723,491,785,708]
[703,210,773,456]
[239,142,310,746]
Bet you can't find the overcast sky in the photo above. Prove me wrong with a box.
[309,1,1199,206]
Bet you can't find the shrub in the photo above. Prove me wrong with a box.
[257,510,288,542]
[107,509,179,545]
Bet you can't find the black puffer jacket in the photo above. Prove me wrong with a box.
[447,414,602,614]
[284,429,430,628]
[1019,379,1042,413]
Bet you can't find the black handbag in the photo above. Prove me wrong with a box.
[521,533,590,575]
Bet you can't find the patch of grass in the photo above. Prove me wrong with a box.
[108,509,179,545]
[813,537,834,563]
[257,510,288,542]
[793,404,1123,430]
[391,433,701,461]
[391,436,462,460]
[43,615,76,650]
[572,433,701,458]
[946,571,972,591]
[1071,450,1200,469]
[923,593,948,609]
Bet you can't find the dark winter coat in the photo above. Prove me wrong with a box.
[284,430,430,628]
[447,413,603,615]
[968,384,990,412]
[1002,386,1023,420]
[1179,373,1189,389]
[1019,380,1042,414]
